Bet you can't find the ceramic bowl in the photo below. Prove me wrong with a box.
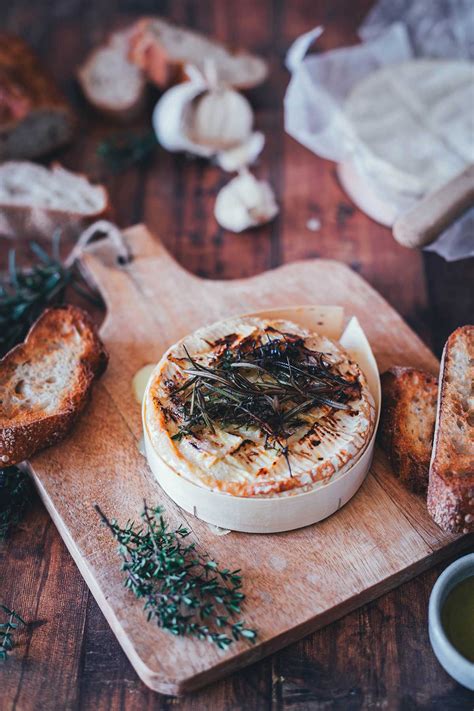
[428,553,474,690]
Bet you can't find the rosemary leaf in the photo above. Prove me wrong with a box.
[98,130,157,173]
[96,503,257,649]
[0,239,101,358]
[0,467,32,540]
[171,332,362,472]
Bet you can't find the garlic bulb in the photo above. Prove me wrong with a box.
[152,63,255,159]
[186,87,253,149]
[214,170,278,233]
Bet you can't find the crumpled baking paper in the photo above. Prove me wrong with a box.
[284,0,474,261]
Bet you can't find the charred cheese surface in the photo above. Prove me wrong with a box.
[145,317,375,497]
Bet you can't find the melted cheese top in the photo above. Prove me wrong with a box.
[145,317,375,497]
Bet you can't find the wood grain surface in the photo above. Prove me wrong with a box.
[1,1,473,709]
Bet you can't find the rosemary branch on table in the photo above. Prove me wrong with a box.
[96,503,257,649]
[0,467,32,540]
[0,605,26,661]
[0,233,101,537]
[0,232,101,358]
[97,130,157,173]
[171,332,361,471]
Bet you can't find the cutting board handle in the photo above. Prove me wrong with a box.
[393,165,474,249]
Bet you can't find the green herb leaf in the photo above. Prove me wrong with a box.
[0,238,101,358]
[170,331,362,474]
[96,503,257,648]
[0,467,32,540]
[0,605,26,661]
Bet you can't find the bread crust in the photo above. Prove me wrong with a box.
[427,326,474,533]
[0,33,75,159]
[129,17,269,90]
[0,161,111,239]
[0,305,108,466]
[379,366,438,494]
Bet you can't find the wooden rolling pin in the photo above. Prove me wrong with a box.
[393,164,474,248]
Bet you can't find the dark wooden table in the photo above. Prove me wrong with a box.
[1,1,473,709]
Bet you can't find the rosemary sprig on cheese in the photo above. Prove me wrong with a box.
[96,503,257,649]
[170,331,361,468]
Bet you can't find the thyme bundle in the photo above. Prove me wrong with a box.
[0,467,32,540]
[172,331,361,469]
[0,234,101,358]
[96,503,257,649]
[0,605,25,661]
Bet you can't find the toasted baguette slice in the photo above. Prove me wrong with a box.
[379,367,438,493]
[0,305,108,466]
[78,27,146,121]
[0,161,110,239]
[0,34,75,160]
[129,17,268,89]
[428,326,474,533]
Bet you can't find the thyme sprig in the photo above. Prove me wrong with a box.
[0,466,32,540]
[0,233,101,358]
[0,605,26,661]
[172,332,361,469]
[96,503,257,649]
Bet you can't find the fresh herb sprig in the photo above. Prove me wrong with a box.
[0,466,32,540]
[96,503,257,649]
[0,605,26,661]
[98,130,157,173]
[0,233,101,358]
[172,332,361,469]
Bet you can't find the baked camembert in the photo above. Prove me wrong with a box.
[145,317,375,497]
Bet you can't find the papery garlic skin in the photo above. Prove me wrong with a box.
[152,63,255,158]
[152,80,214,157]
[216,131,265,172]
[214,170,278,232]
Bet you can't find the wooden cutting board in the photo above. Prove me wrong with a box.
[28,225,472,695]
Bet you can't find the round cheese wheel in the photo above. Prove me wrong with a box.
[145,316,375,498]
[345,59,474,201]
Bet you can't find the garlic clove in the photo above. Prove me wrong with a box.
[152,80,215,157]
[186,87,253,150]
[214,170,278,232]
[216,131,265,172]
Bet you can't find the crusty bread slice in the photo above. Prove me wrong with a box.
[379,366,438,493]
[0,34,75,160]
[78,27,146,121]
[129,17,268,89]
[428,326,474,533]
[0,305,108,466]
[0,161,110,239]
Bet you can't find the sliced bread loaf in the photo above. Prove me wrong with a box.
[0,161,109,239]
[129,17,268,89]
[379,366,438,493]
[0,34,75,160]
[78,27,146,121]
[0,305,108,466]
[428,326,474,533]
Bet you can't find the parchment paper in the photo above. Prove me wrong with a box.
[284,1,474,260]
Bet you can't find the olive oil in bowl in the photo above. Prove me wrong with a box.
[441,575,474,663]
